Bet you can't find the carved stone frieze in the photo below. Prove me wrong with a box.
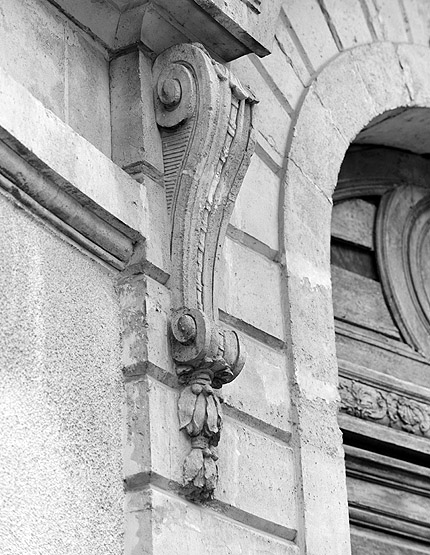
[153,43,257,500]
[339,377,430,438]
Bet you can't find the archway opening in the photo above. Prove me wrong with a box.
[332,107,430,555]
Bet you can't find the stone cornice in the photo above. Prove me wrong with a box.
[0,65,148,272]
[0,141,135,270]
[48,0,282,61]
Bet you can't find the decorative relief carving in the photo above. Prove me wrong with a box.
[339,377,430,438]
[376,185,430,357]
[153,43,257,500]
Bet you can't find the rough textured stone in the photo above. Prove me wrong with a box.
[110,50,164,175]
[0,0,112,155]
[321,0,372,48]
[229,55,291,158]
[218,237,285,339]
[396,44,430,106]
[230,152,280,250]
[285,0,339,71]
[373,0,408,42]
[0,65,169,276]
[0,193,123,555]
[126,489,299,555]
[222,331,292,434]
[287,89,348,199]
[133,377,297,528]
[66,28,111,156]
[275,11,311,85]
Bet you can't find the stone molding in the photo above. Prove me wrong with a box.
[0,140,139,271]
[377,185,430,357]
[339,377,430,439]
[52,0,282,61]
[153,43,257,500]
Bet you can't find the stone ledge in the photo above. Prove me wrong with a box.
[0,65,170,277]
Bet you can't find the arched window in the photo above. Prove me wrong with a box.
[332,145,430,554]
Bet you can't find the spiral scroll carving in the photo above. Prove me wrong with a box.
[153,43,257,500]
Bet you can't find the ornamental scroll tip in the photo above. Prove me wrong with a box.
[154,42,256,501]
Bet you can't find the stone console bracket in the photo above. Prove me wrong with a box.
[153,43,257,500]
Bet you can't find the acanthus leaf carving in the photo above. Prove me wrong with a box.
[153,43,257,500]
[339,377,430,439]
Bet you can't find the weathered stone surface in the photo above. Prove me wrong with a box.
[222,331,292,434]
[110,50,164,175]
[275,11,311,85]
[130,376,297,527]
[313,50,378,141]
[0,0,112,155]
[283,160,332,273]
[218,237,285,339]
[396,44,430,106]
[287,89,348,199]
[285,0,338,71]
[257,40,305,112]
[126,489,299,555]
[373,0,408,42]
[66,28,111,157]
[230,55,291,158]
[0,192,123,555]
[230,152,280,251]
[321,0,372,48]
[352,43,410,113]
[0,66,169,276]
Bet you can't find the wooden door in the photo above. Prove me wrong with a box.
[332,146,430,554]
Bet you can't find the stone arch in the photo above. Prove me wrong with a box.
[281,42,430,555]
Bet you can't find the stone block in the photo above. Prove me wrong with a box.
[218,237,285,340]
[396,44,430,106]
[0,65,148,242]
[287,90,348,200]
[275,12,311,85]
[53,0,120,46]
[119,276,173,376]
[229,56,291,158]
[415,0,430,45]
[125,489,299,555]
[132,377,297,528]
[66,28,111,157]
[287,273,339,391]
[293,400,350,555]
[321,0,372,48]
[285,0,338,71]
[110,50,164,175]
[313,49,378,145]
[222,331,292,435]
[300,444,351,555]
[403,0,428,45]
[230,152,280,250]
[139,176,171,282]
[257,41,305,111]
[353,43,410,113]
[0,0,66,119]
[359,0,384,40]
[284,153,333,273]
[373,0,408,42]
[217,415,298,528]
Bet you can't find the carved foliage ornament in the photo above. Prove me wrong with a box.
[153,44,257,500]
[339,377,430,438]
